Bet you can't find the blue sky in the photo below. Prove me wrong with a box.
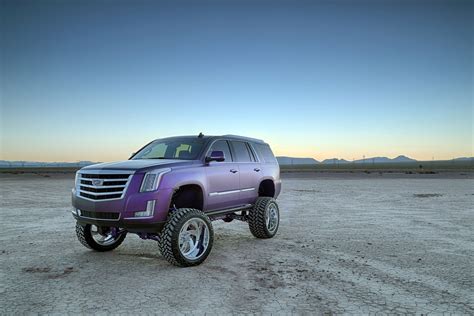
[1,0,472,162]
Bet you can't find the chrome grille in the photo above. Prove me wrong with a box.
[76,171,133,201]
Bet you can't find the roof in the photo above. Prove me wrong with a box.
[153,134,266,144]
[219,134,265,144]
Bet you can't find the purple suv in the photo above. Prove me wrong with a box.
[72,134,281,266]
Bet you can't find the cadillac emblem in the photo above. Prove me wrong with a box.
[92,179,104,186]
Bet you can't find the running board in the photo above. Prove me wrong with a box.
[206,204,253,217]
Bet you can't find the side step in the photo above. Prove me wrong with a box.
[205,204,253,218]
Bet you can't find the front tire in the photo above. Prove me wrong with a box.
[76,223,126,252]
[159,208,214,267]
[248,197,280,238]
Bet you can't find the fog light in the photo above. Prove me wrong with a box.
[134,200,156,217]
[71,208,78,215]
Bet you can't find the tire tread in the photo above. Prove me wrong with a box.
[158,208,213,267]
[248,197,279,239]
[75,223,126,252]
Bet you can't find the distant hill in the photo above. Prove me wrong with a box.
[277,155,419,165]
[276,156,319,165]
[0,156,470,168]
[452,157,474,162]
[0,160,98,168]
[353,155,417,163]
[322,158,350,164]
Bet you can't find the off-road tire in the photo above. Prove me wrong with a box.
[158,208,214,267]
[248,197,280,239]
[75,223,126,252]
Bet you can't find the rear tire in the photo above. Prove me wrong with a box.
[248,197,280,238]
[76,223,126,252]
[159,208,214,267]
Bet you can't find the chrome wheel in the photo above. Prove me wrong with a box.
[178,218,210,260]
[90,225,119,246]
[265,203,279,233]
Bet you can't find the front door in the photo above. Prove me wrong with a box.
[205,140,240,211]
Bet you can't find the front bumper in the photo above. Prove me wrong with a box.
[71,174,174,233]
[72,212,166,233]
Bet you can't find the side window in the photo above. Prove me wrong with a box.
[230,141,253,162]
[255,144,277,163]
[246,143,258,162]
[208,140,232,162]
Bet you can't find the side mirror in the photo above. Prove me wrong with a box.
[205,150,225,163]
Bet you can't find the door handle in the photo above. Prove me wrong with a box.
[254,168,261,172]
[230,169,238,173]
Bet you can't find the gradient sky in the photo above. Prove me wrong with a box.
[1,0,472,162]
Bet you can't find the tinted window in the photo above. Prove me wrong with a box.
[255,143,277,163]
[208,140,232,162]
[231,141,253,162]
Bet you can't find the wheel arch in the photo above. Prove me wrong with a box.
[258,178,276,198]
[170,182,205,211]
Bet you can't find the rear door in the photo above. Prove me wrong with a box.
[204,140,240,211]
[229,141,261,205]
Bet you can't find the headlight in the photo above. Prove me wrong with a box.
[140,168,171,192]
[74,171,80,193]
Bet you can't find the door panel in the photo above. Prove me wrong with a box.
[205,162,240,211]
[204,140,240,211]
[229,141,261,205]
[237,163,261,204]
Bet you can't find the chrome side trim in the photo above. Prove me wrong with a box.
[240,187,255,192]
[208,187,255,196]
[209,189,240,197]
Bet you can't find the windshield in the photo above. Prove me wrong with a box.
[132,137,206,160]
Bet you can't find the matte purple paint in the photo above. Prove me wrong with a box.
[72,135,281,234]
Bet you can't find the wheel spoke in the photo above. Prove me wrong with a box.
[178,217,209,260]
[90,225,119,246]
[265,204,279,233]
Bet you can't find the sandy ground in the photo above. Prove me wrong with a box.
[0,173,473,314]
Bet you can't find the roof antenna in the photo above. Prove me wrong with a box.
[198,132,204,138]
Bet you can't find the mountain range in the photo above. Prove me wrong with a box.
[277,155,473,165]
[0,156,472,168]
[0,160,97,168]
[275,156,319,165]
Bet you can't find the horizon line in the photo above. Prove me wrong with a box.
[1,155,473,164]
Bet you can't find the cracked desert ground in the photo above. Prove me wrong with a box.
[1,172,473,314]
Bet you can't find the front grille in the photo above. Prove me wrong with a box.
[77,171,132,201]
[81,174,130,179]
[80,179,127,186]
[79,210,120,220]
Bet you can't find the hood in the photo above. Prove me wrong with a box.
[81,159,195,171]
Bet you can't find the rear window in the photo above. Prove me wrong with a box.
[230,141,253,162]
[255,143,277,163]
